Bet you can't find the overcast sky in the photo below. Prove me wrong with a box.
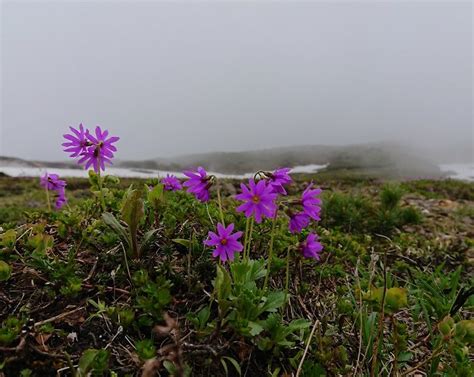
[1,1,472,161]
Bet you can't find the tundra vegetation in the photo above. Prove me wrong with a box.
[0,125,472,376]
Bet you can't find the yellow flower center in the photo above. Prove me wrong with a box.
[220,238,228,245]
[252,195,260,203]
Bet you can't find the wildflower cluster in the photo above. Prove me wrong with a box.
[201,167,324,263]
[40,173,67,209]
[63,123,120,173]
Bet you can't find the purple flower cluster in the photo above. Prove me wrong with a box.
[299,233,323,260]
[40,173,67,209]
[63,124,119,173]
[266,167,292,195]
[288,183,322,234]
[161,174,182,191]
[183,167,212,202]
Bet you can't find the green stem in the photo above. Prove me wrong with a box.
[44,186,52,212]
[285,247,291,297]
[216,184,225,225]
[243,217,250,260]
[97,166,106,211]
[246,218,254,260]
[263,213,278,290]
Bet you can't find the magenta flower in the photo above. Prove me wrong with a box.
[161,174,182,191]
[55,188,67,209]
[40,173,66,191]
[204,223,243,262]
[267,167,292,195]
[299,233,323,260]
[235,179,277,223]
[40,173,67,210]
[77,126,120,173]
[301,184,322,221]
[62,123,90,158]
[183,167,211,202]
[289,212,311,234]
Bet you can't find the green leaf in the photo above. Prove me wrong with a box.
[215,265,232,302]
[102,212,130,248]
[248,321,264,336]
[139,229,159,254]
[1,229,16,249]
[78,349,109,374]
[222,356,242,376]
[385,287,408,312]
[259,291,286,314]
[0,261,11,281]
[121,188,144,231]
[147,184,165,207]
[172,238,191,248]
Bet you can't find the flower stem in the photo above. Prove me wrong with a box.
[246,218,254,260]
[263,213,278,291]
[216,184,225,225]
[285,246,291,298]
[44,186,51,212]
[243,217,250,260]
[96,166,106,211]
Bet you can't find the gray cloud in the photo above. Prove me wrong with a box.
[1,1,472,161]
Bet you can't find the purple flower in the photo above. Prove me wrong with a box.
[62,123,90,158]
[267,167,292,195]
[235,179,277,223]
[204,223,243,262]
[289,212,311,234]
[40,173,66,191]
[161,174,182,191]
[77,126,120,173]
[55,188,67,209]
[183,167,211,202]
[40,173,67,210]
[299,233,323,260]
[301,184,322,221]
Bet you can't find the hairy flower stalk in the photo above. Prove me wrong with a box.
[263,210,279,290]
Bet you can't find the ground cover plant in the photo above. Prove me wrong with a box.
[0,125,473,376]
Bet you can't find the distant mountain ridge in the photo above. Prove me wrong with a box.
[1,142,447,178]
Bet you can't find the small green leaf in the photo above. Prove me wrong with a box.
[248,321,264,336]
[0,261,11,281]
[385,287,408,311]
[102,212,129,247]
[221,356,242,376]
[172,238,191,248]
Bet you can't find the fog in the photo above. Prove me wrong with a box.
[1,1,472,162]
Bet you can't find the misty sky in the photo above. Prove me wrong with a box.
[1,1,472,161]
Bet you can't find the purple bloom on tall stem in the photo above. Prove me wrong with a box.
[40,173,67,210]
[161,174,182,191]
[235,179,277,223]
[40,173,66,191]
[267,167,292,195]
[77,126,119,173]
[289,212,311,234]
[299,233,323,260]
[301,184,322,221]
[183,167,211,202]
[204,223,243,262]
[62,123,90,158]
